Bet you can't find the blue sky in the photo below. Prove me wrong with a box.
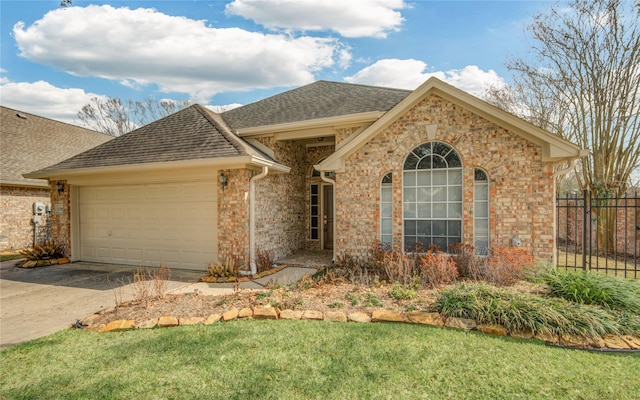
[0,0,552,125]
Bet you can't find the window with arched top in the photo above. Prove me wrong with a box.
[403,142,462,251]
[474,168,490,255]
[380,173,393,246]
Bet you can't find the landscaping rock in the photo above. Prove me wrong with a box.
[204,314,222,324]
[445,317,477,331]
[406,311,444,326]
[372,310,405,323]
[101,319,135,332]
[136,319,158,329]
[302,310,324,320]
[239,308,253,318]
[477,324,507,336]
[21,261,37,268]
[620,336,640,350]
[347,312,371,323]
[85,323,106,333]
[179,317,205,326]
[222,308,239,321]
[158,316,179,327]
[279,309,303,320]
[587,336,606,349]
[602,334,630,350]
[58,257,69,264]
[534,331,559,344]
[510,329,534,339]
[253,307,278,320]
[81,314,101,326]
[325,311,347,322]
[559,334,588,348]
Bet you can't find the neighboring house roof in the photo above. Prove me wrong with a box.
[221,80,411,134]
[318,77,589,172]
[26,104,289,179]
[0,106,113,188]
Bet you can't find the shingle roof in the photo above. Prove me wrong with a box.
[31,104,275,173]
[221,80,411,130]
[0,106,112,187]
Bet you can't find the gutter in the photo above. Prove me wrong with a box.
[248,166,269,275]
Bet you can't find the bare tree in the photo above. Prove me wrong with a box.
[485,0,640,253]
[77,97,192,136]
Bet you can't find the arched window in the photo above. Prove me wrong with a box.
[403,142,462,251]
[380,173,393,246]
[474,168,490,255]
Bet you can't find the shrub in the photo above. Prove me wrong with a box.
[132,265,172,307]
[418,249,458,288]
[255,249,275,274]
[430,282,631,338]
[481,247,534,286]
[207,257,240,277]
[389,282,418,300]
[334,254,379,285]
[541,268,640,314]
[19,241,66,261]
[449,243,483,280]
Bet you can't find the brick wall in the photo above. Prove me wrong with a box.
[0,185,50,250]
[48,181,71,257]
[217,168,252,269]
[334,94,555,262]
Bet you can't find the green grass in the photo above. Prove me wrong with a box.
[1,321,638,400]
[0,253,22,262]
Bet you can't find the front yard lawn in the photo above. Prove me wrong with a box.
[1,320,638,399]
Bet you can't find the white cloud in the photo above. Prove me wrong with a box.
[344,59,506,96]
[0,80,105,125]
[13,5,350,102]
[225,0,406,38]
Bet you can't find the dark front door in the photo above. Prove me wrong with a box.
[323,185,333,250]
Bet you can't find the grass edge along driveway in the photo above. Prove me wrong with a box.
[1,320,638,400]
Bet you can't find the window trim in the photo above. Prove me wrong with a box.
[402,141,463,252]
[380,172,393,247]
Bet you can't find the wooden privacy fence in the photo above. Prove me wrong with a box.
[556,190,639,278]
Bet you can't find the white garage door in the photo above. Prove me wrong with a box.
[78,182,217,271]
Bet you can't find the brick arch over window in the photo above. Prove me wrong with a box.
[403,141,462,251]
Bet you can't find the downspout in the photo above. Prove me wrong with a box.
[248,166,269,275]
[320,171,336,262]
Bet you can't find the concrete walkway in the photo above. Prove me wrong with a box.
[0,260,316,349]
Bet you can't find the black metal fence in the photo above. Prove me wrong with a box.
[556,190,639,278]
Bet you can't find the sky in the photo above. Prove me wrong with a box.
[0,0,553,126]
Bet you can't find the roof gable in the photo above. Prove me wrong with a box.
[221,80,411,132]
[0,106,112,187]
[318,77,587,171]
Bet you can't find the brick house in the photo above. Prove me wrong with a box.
[26,78,587,272]
[1,106,112,250]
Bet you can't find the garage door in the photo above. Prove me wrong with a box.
[78,182,217,271]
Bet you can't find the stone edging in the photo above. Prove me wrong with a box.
[78,307,640,351]
[20,258,69,268]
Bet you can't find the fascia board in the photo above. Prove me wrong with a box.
[235,111,383,137]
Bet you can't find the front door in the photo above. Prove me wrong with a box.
[323,186,333,250]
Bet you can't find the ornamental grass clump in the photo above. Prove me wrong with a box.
[540,268,640,314]
[430,282,634,338]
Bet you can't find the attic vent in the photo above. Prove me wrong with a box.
[16,113,27,119]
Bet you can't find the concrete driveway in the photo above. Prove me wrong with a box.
[0,260,316,349]
[0,260,203,349]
